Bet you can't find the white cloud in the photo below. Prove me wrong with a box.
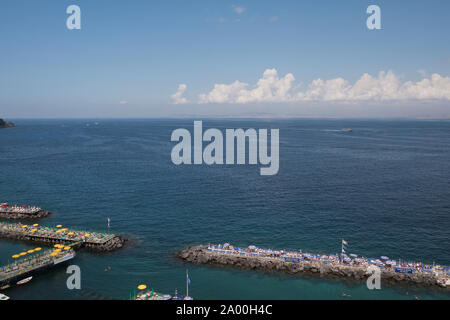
[233,6,246,15]
[196,69,450,104]
[171,84,188,104]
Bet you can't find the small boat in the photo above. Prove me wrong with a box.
[0,293,10,301]
[341,128,353,133]
[17,276,32,285]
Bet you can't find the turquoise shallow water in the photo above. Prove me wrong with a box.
[0,119,449,300]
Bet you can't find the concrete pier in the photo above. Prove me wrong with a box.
[0,210,51,220]
[0,248,76,288]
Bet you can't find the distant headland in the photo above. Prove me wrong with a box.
[0,119,15,128]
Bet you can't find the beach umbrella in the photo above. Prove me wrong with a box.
[32,224,39,227]
[12,255,20,259]
[51,252,58,256]
[84,233,91,237]
[35,248,41,251]
[19,252,27,256]
[381,256,389,260]
[27,250,34,253]
[68,232,74,235]
[64,246,71,251]
[31,228,37,232]
[56,225,62,228]
[138,284,147,290]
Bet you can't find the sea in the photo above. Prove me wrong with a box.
[0,118,449,300]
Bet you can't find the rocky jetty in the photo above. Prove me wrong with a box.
[83,235,127,252]
[0,210,51,220]
[176,245,449,289]
[0,119,15,128]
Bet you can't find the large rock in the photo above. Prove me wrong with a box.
[0,119,15,128]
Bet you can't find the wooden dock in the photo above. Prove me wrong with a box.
[0,222,125,252]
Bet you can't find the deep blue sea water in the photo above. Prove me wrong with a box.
[0,119,449,300]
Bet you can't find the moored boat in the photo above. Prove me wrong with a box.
[17,276,32,285]
[0,293,10,300]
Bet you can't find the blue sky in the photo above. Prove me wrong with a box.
[1,0,449,118]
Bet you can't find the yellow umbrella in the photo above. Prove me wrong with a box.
[12,255,20,259]
[56,225,62,228]
[68,232,74,235]
[64,246,71,250]
[27,249,35,253]
[56,230,63,233]
[84,233,91,237]
[19,252,27,256]
[31,228,37,232]
[32,224,39,227]
[137,284,147,290]
[61,228,68,231]
[54,249,61,253]
[51,252,58,256]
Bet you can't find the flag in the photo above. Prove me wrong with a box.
[342,239,348,254]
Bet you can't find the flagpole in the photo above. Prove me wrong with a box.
[186,269,189,297]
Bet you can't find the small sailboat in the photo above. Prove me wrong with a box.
[17,276,32,285]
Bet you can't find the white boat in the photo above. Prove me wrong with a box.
[17,276,33,285]
[0,293,10,301]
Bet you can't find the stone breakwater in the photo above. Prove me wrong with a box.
[0,229,126,252]
[176,246,449,289]
[0,210,51,220]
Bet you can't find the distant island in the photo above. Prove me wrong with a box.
[0,119,15,128]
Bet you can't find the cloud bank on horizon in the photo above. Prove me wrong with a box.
[172,69,450,105]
